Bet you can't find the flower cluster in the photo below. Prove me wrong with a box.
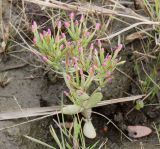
[31,12,125,139]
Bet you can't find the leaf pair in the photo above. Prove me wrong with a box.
[62,92,103,115]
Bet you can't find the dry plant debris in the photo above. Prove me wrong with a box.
[127,125,152,138]
[0,72,11,87]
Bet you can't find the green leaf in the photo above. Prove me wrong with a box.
[66,142,72,149]
[61,105,83,115]
[73,117,81,140]
[50,125,63,149]
[75,90,90,101]
[87,140,99,149]
[63,73,72,90]
[24,135,56,149]
[83,92,103,109]
[135,100,144,110]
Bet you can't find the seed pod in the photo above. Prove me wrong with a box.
[83,120,96,139]
[61,105,83,115]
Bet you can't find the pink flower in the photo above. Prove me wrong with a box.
[70,12,75,19]
[95,23,100,30]
[64,91,69,96]
[102,62,106,67]
[94,48,98,55]
[85,31,90,37]
[88,54,92,60]
[75,20,79,26]
[73,57,78,63]
[60,44,64,49]
[47,28,51,36]
[106,71,111,78]
[33,37,37,45]
[93,65,98,69]
[58,21,62,29]
[64,22,70,28]
[66,42,71,47]
[101,48,104,52]
[89,67,94,76]
[97,40,101,46]
[61,33,66,39]
[80,69,85,80]
[43,30,47,36]
[32,21,37,32]
[66,74,71,81]
[80,14,84,22]
[90,43,94,50]
[115,44,123,53]
[78,47,83,53]
[77,41,81,46]
[105,72,112,82]
[108,77,113,82]
[42,56,48,62]
[104,54,112,62]
[74,63,79,70]
[102,54,112,67]
[40,33,43,40]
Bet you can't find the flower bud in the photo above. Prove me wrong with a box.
[101,48,104,52]
[75,20,79,26]
[40,33,43,40]
[80,68,85,80]
[97,39,101,47]
[61,33,66,39]
[115,44,123,53]
[33,37,37,45]
[70,12,75,20]
[74,63,79,70]
[60,44,64,49]
[95,23,100,30]
[42,56,48,62]
[66,74,71,80]
[85,31,90,37]
[58,21,62,29]
[31,21,37,32]
[78,47,83,53]
[64,22,70,28]
[90,43,94,50]
[64,91,69,96]
[43,30,47,36]
[94,48,98,55]
[80,14,84,22]
[73,57,78,63]
[47,28,51,36]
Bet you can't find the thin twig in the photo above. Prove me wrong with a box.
[0,63,28,72]
[92,111,133,142]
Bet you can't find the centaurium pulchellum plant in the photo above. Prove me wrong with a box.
[32,12,125,138]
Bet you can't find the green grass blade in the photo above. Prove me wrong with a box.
[24,135,56,149]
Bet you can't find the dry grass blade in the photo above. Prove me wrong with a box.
[24,0,160,41]
[99,21,160,40]
[0,95,144,121]
[24,0,151,22]
[97,94,145,107]
[0,106,61,120]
